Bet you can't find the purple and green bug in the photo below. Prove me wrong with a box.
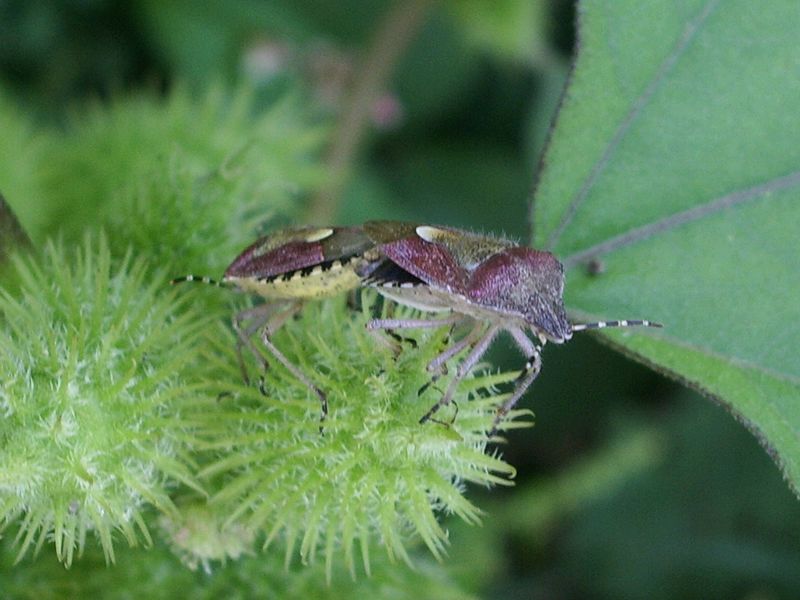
[358,221,662,435]
[171,225,379,426]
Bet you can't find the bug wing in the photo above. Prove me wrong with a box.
[319,226,377,262]
[225,226,374,279]
[364,221,468,292]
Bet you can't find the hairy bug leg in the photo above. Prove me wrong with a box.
[366,327,404,356]
[258,306,328,430]
[418,320,481,397]
[366,315,462,331]
[420,325,499,425]
[488,350,542,437]
[367,314,470,396]
[429,399,459,428]
[425,320,481,375]
[233,303,284,384]
[416,378,441,398]
[507,327,540,358]
[366,314,462,356]
[435,322,458,367]
[234,301,308,394]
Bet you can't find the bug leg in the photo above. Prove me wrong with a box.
[366,314,463,357]
[417,376,444,397]
[386,329,418,349]
[233,303,282,385]
[366,327,403,356]
[449,399,459,425]
[419,325,499,425]
[258,304,328,431]
[430,323,456,376]
[488,350,542,437]
[366,315,462,331]
[417,378,436,396]
[507,326,539,358]
[418,321,481,397]
[429,399,459,428]
[425,321,481,375]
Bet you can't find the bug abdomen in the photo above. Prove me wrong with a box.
[226,258,363,300]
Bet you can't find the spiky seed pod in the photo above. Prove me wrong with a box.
[191,297,529,580]
[0,235,212,565]
[37,85,327,270]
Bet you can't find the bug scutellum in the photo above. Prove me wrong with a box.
[358,221,662,434]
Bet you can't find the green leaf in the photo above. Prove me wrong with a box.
[532,0,800,492]
[0,193,30,263]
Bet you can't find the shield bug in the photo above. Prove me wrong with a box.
[172,225,379,426]
[359,221,662,434]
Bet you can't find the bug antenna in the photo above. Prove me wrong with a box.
[170,274,228,287]
[572,319,662,333]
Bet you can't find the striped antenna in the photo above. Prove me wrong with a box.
[572,319,662,333]
[170,274,228,287]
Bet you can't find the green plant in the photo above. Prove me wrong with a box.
[0,235,209,565]
[533,0,800,494]
[0,84,523,596]
[1,0,799,596]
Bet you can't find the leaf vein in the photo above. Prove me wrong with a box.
[545,0,721,250]
[562,169,800,268]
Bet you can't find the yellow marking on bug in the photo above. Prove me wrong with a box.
[227,259,362,300]
[416,225,452,243]
[304,228,335,243]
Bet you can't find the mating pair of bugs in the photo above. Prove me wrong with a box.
[173,221,660,434]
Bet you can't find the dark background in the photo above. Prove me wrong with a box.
[2,1,799,598]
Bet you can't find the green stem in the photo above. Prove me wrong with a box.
[305,0,435,224]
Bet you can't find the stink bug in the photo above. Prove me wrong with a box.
[172,225,378,425]
[359,221,662,434]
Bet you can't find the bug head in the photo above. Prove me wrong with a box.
[468,247,573,343]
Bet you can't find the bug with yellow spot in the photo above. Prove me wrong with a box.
[172,225,378,427]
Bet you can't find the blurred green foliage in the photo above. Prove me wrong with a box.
[1,1,798,599]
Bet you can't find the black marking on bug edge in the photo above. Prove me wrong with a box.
[362,258,424,288]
